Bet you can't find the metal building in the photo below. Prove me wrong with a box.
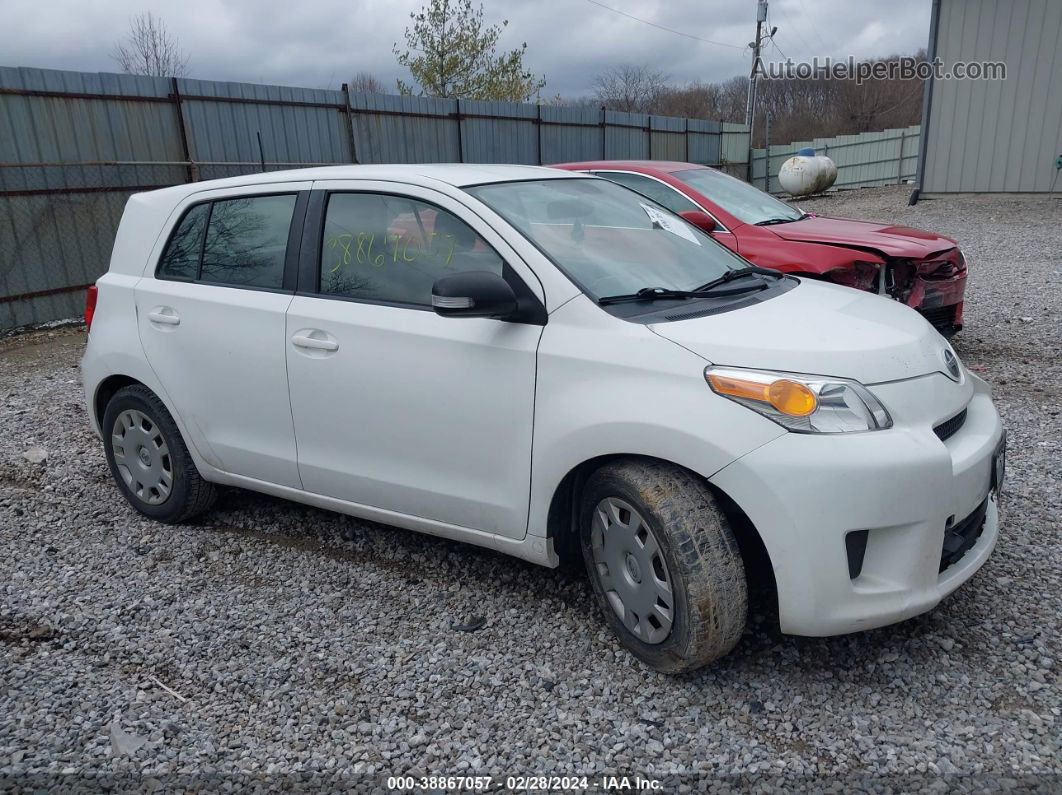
[913,0,1062,198]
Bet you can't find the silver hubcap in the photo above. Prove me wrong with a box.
[111,409,173,505]
[590,497,675,644]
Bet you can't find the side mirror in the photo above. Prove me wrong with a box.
[431,271,518,319]
[678,210,719,233]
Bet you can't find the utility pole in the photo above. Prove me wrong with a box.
[744,0,770,181]
[745,0,768,150]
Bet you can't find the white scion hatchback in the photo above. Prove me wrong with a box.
[82,165,1005,672]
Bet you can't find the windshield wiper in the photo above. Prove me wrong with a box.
[597,287,703,305]
[693,265,780,293]
[754,216,803,226]
[598,267,779,305]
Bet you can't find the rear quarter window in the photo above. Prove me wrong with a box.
[156,203,210,280]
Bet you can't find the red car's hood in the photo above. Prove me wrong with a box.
[766,216,957,258]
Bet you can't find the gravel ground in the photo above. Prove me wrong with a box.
[1,186,1059,791]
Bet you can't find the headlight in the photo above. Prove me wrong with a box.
[704,367,892,433]
[822,261,881,292]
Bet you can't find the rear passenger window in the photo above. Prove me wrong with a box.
[320,193,504,306]
[199,195,297,289]
[157,203,210,280]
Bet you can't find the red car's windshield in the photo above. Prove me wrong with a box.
[674,168,803,226]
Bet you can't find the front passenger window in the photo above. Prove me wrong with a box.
[320,193,503,306]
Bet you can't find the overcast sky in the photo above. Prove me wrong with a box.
[1,0,932,96]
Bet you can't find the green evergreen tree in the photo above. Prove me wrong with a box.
[394,0,545,102]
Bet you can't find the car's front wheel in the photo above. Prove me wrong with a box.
[579,459,747,673]
[102,384,217,523]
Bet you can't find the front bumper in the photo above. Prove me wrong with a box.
[710,371,1003,636]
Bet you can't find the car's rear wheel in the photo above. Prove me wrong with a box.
[579,459,747,673]
[102,384,217,523]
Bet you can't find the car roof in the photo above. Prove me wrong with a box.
[135,163,581,205]
[552,160,706,174]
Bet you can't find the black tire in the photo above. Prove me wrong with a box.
[101,384,217,523]
[579,459,747,673]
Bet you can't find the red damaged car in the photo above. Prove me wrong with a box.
[553,160,968,336]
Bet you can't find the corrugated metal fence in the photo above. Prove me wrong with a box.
[750,125,921,194]
[0,66,749,330]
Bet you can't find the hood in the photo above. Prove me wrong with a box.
[767,216,957,259]
[649,279,954,384]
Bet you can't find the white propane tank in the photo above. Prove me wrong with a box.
[778,147,838,197]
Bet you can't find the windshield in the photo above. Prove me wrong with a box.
[673,167,803,225]
[466,178,745,298]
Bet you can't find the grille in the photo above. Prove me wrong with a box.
[934,408,968,442]
[940,496,988,572]
[920,304,958,330]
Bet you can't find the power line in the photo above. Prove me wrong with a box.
[582,0,746,50]
[770,36,789,61]
[797,0,830,51]
[772,3,812,55]
[765,9,789,60]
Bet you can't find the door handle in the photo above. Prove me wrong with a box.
[147,308,180,326]
[291,334,339,352]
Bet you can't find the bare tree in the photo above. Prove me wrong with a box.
[593,65,670,113]
[716,76,750,122]
[653,80,719,119]
[111,12,189,77]
[587,53,926,147]
[751,50,927,146]
[830,51,926,134]
[349,72,385,93]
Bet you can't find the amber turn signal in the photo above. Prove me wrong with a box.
[767,379,817,416]
[706,373,817,417]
